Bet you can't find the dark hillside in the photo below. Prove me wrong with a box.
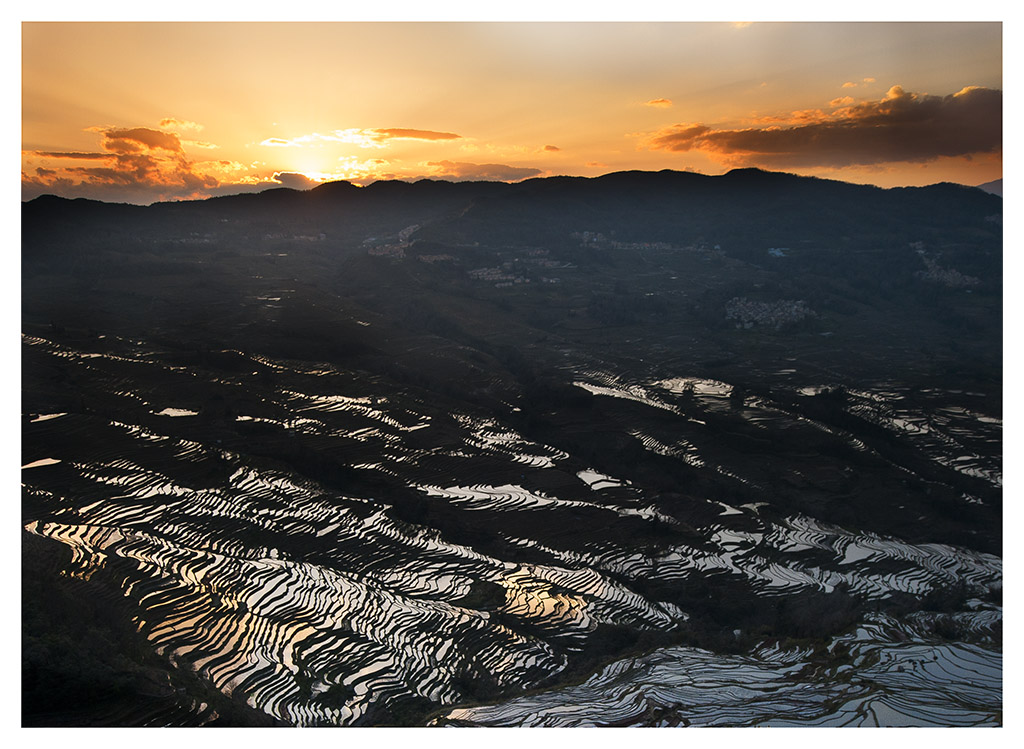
[22,168,1002,726]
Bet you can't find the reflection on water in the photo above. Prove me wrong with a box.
[501,568,589,627]
[22,457,62,469]
[22,336,1001,726]
[434,612,1001,727]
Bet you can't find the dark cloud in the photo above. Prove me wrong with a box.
[644,86,1001,168]
[34,151,108,160]
[65,165,146,186]
[22,173,74,201]
[425,161,542,182]
[543,145,561,152]
[21,171,180,205]
[100,127,184,154]
[272,172,320,190]
[647,124,711,148]
[373,128,461,141]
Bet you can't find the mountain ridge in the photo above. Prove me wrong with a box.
[23,168,1002,260]
[23,167,999,211]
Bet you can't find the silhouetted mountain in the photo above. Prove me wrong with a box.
[23,169,1002,263]
[22,168,1002,376]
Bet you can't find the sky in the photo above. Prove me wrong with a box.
[20,19,1003,205]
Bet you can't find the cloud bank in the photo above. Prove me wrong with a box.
[643,85,1001,169]
[22,119,530,203]
[23,124,223,203]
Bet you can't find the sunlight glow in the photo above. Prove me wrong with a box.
[20,22,1002,203]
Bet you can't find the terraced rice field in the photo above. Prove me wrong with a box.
[21,331,1002,726]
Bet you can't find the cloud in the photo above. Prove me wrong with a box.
[829,96,855,107]
[842,81,858,89]
[259,158,402,190]
[425,160,542,182]
[373,128,460,141]
[543,145,561,152]
[645,98,673,108]
[647,124,712,145]
[23,123,224,203]
[641,85,1001,169]
[272,172,320,190]
[98,127,184,154]
[259,130,380,148]
[34,151,108,160]
[260,128,462,149]
[160,118,204,132]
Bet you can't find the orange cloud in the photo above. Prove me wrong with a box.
[544,145,561,152]
[260,128,462,149]
[374,128,460,141]
[23,123,223,203]
[97,127,184,154]
[642,85,1001,169]
[159,117,204,132]
[645,98,673,108]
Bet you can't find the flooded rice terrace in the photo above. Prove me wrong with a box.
[21,332,1002,726]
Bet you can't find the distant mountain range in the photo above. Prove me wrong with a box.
[22,165,1002,405]
[976,179,1002,196]
[23,168,1003,262]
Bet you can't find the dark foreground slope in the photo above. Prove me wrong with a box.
[22,170,1002,726]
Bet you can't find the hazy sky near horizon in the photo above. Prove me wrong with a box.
[21,21,1002,204]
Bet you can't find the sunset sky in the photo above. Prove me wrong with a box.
[21,19,1003,205]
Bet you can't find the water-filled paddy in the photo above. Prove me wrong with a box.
[22,333,1001,726]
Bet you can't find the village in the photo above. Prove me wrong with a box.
[725,296,817,330]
